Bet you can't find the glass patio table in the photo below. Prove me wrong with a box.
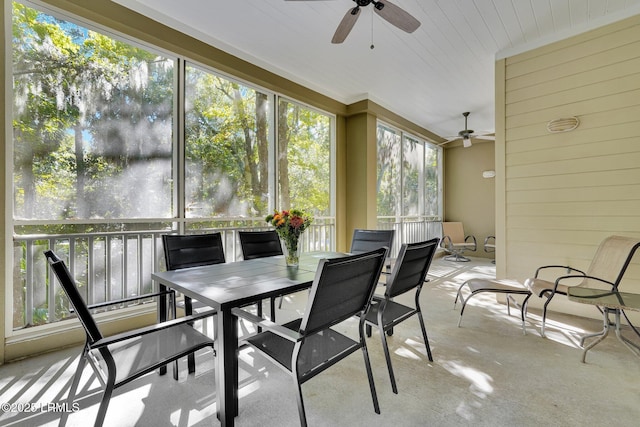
[567,287,640,362]
[152,251,346,427]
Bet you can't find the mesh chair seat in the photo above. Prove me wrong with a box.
[101,323,214,384]
[527,277,573,296]
[365,298,416,326]
[454,278,530,331]
[247,318,360,379]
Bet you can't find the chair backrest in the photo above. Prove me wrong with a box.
[386,238,439,298]
[350,229,395,255]
[441,222,467,244]
[301,247,387,336]
[585,235,640,289]
[163,233,226,270]
[238,230,283,260]
[44,250,103,344]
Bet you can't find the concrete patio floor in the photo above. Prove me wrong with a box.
[1,256,639,426]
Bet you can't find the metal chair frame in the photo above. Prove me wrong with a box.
[234,248,387,427]
[363,238,439,393]
[45,250,215,427]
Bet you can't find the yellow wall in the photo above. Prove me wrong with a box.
[443,140,496,259]
[497,14,640,321]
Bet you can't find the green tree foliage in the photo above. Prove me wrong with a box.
[12,2,174,221]
[11,1,333,328]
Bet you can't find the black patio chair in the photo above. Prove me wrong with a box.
[350,228,395,255]
[239,230,285,317]
[363,238,439,393]
[233,247,387,427]
[162,233,224,373]
[45,250,215,427]
[239,230,284,260]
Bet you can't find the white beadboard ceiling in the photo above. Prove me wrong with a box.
[110,0,640,140]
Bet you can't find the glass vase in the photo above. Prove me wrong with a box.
[284,237,301,267]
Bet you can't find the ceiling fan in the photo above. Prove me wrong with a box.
[287,0,421,44]
[440,112,495,148]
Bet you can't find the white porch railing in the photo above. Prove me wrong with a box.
[12,218,440,330]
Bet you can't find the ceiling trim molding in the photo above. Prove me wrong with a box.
[346,100,443,143]
[496,8,640,60]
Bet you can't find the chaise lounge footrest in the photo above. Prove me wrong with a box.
[454,278,531,334]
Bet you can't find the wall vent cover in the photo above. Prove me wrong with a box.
[547,117,579,133]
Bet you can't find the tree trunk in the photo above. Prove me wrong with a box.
[74,124,87,217]
[277,100,290,208]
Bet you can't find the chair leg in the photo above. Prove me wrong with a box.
[361,338,381,414]
[59,352,87,427]
[379,322,398,394]
[95,365,117,427]
[540,291,555,338]
[444,252,470,262]
[376,310,398,394]
[417,311,433,362]
[457,290,474,328]
[294,377,308,427]
[520,293,532,335]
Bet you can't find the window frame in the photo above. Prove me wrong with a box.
[376,120,442,221]
[6,0,337,336]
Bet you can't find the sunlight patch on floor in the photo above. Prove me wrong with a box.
[441,360,494,398]
[394,343,422,360]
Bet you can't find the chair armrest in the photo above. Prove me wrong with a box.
[90,309,217,349]
[534,265,586,278]
[555,274,615,290]
[86,290,175,311]
[483,236,495,252]
[465,235,477,250]
[232,307,302,342]
[441,235,453,249]
[371,294,385,303]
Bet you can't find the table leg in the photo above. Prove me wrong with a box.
[581,307,611,363]
[613,310,640,358]
[159,283,167,376]
[184,296,196,374]
[217,308,239,426]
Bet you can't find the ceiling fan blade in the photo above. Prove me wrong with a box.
[474,135,495,141]
[332,7,361,44]
[438,137,459,146]
[374,0,421,33]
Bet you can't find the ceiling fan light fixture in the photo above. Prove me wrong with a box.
[462,135,472,148]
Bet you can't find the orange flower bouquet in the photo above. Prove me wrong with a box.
[265,209,312,266]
